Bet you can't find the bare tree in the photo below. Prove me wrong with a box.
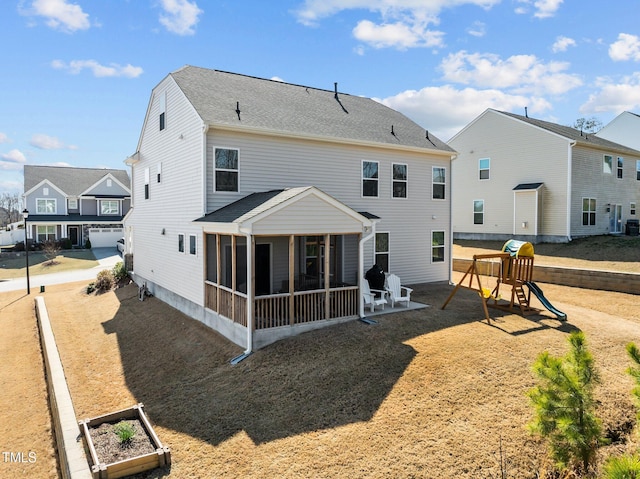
[573,117,603,134]
[42,240,61,266]
[0,192,22,227]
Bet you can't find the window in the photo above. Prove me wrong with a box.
[636,160,640,181]
[214,148,239,192]
[159,91,166,131]
[36,198,56,214]
[68,198,78,209]
[582,198,596,226]
[189,235,197,255]
[107,179,113,187]
[433,167,446,200]
[362,161,379,197]
[604,155,613,174]
[432,231,445,263]
[178,234,185,253]
[473,200,484,225]
[43,187,49,195]
[392,163,407,198]
[617,157,624,179]
[479,158,490,180]
[100,200,119,215]
[631,202,636,215]
[37,225,56,242]
[157,163,162,183]
[144,168,150,199]
[375,232,389,272]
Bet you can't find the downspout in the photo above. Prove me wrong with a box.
[242,228,253,355]
[202,123,210,217]
[358,221,377,318]
[449,153,457,285]
[567,141,575,241]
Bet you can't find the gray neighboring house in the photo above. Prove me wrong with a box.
[23,165,131,248]
[125,65,455,351]
[449,109,640,243]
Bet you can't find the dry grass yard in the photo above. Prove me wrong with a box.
[1,235,639,478]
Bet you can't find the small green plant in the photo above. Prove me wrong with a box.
[95,269,114,292]
[602,454,640,479]
[112,261,128,283]
[527,331,604,474]
[626,343,640,417]
[113,420,135,446]
[84,238,92,249]
[86,282,96,294]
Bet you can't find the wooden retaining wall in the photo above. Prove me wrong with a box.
[453,259,640,295]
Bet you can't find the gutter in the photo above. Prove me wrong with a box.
[449,154,457,285]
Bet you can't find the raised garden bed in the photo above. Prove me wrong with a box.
[78,403,171,479]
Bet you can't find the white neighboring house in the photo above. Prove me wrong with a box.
[449,109,640,243]
[23,165,131,248]
[596,111,640,154]
[125,65,455,351]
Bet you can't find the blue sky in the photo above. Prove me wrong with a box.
[2,0,640,195]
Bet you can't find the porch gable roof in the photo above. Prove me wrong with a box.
[194,186,373,235]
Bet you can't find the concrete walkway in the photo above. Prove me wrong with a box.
[0,248,122,293]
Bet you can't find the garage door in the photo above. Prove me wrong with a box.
[88,227,124,248]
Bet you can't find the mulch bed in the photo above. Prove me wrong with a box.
[88,419,156,465]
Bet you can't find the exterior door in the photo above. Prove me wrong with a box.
[255,243,271,296]
[68,226,79,246]
[609,204,622,233]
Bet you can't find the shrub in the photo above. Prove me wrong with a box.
[59,237,72,250]
[112,261,128,283]
[84,238,92,249]
[602,454,640,479]
[86,282,96,294]
[94,269,114,292]
[527,331,604,474]
[113,421,135,446]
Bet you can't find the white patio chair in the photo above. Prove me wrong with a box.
[386,274,413,307]
[362,279,388,312]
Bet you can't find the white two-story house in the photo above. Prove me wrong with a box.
[125,65,455,351]
[23,165,130,248]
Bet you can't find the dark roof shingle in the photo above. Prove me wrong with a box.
[24,165,130,196]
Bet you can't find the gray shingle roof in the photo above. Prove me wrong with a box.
[170,66,454,153]
[195,190,285,223]
[513,182,543,191]
[496,110,640,156]
[24,165,130,196]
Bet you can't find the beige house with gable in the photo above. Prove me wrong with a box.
[449,109,640,243]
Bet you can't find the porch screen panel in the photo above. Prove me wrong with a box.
[236,236,247,294]
[206,234,217,282]
[220,235,232,288]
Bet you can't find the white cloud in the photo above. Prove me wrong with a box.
[20,0,91,33]
[0,133,10,144]
[0,149,28,170]
[466,21,486,38]
[158,0,203,36]
[609,33,640,62]
[440,50,582,95]
[552,36,576,53]
[514,0,563,18]
[29,134,77,150]
[580,73,640,115]
[51,59,143,78]
[378,85,551,141]
[294,0,500,49]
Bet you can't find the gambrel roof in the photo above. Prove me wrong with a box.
[24,165,130,196]
[497,110,640,156]
[169,65,454,153]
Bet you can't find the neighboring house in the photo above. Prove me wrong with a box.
[125,65,455,351]
[596,111,640,153]
[23,165,131,248]
[449,109,640,243]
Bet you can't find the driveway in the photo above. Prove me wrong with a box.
[0,247,122,293]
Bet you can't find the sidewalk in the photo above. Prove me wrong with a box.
[0,248,122,293]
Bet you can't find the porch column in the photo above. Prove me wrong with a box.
[288,235,295,326]
[324,233,330,319]
[216,234,221,312]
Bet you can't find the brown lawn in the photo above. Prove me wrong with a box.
[3,264,640,478]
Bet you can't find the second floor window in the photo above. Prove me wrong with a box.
[178,234,185,253]
[392,163,407,198]
[479,158,490,180]
[433,167,445,200]
[362,161,379,197]
[604,155,613,174]
[582,198,596,226]
[617,157,624,179]
[37,198,56,214]
[101,200,119,215]
[215,148,239,192]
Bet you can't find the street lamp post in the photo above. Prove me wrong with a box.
[22,209,30,295]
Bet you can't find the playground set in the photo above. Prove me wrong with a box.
[442,239,567,322]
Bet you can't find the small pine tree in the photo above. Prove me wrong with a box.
[626,343,640,416]
[527,331,604,473]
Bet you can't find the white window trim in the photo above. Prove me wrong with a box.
[374,231,390,271]
[617,157,624,179]
[37,225,57,242]
[479,158,490,180]
[582,197,597,226]
[473,199,484,225]
[213,146,240,193]
[431,230,446,264]
[68,198,78,209]
[361,160,379,198]
[631,202,636,215]
[189,234,197,256]
[603,155,613,174]
[178,233,185,254]
[636,160,640,181]
[36,198,57,214]
[432,166,446,201]
[100,200,120,216]
[391,163,408,199]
